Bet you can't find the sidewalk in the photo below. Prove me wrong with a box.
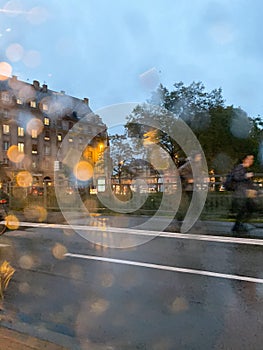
[0,326,67,350]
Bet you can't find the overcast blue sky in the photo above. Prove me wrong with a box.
[1,0,263,122]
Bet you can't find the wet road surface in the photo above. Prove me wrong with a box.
[1,223,263,349]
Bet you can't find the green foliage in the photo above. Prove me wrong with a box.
[126,81,263,173]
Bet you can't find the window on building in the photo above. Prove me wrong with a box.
[57,134,62,142]
[3,141,9,151]
[68,137,73,143]
[31,129,38,138]
[32,144,38,154]
[1,92,10,102]
[18,126,24,137]
[18,142,24,153]
[3,124,10,134]
[44,145,50,155]
[44,130,50,141]
[30,100,37,108]
[42,103,48,111]
[44,117,50,126]
[3,110,8,119]
[17,98,23,105]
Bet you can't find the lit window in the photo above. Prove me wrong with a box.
[44,130,50,140]
[68,137,73,143]
[18,126,24,137]
[3,124,9,134]
[17,98,23,105]
[44,117,50,126]
[3,141,9,151]
[18,142,24,153]
[57,134,62,142]
[30,100,37,108]
[42,103,48,111]
[31,129,38,138]
[32,144,38,154]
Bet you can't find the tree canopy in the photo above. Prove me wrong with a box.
[125,81,263,173]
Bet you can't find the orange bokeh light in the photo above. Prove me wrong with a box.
[73,161,94,181]
[7,145,24,163]
[5,214,20,230]
[0,61,12,80]
[16,171,33,187]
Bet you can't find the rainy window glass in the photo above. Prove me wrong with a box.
[0,3,262,350]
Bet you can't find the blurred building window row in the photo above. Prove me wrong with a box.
[0,76,108,187]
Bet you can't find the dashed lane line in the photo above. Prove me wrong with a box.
[65,253,263,284]
[3,221,263,246]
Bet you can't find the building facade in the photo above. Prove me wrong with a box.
[0,75,108,188]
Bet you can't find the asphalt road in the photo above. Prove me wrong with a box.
[1,223,263,350]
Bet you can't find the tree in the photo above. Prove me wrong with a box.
[125,81,263,173]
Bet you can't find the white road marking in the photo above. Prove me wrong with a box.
[6,221,263,246]
[65,253,263,284]
[0,244,10,247]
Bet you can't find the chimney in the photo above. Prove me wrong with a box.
[42,84,48,92]
[33,80,40,90]
[83,97,89,104]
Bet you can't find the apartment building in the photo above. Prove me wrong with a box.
[0,75,108,187]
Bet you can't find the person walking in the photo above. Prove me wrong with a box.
[231,154,258,234]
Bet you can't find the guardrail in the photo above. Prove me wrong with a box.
[6,182,263,221]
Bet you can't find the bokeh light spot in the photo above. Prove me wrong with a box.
[73,161,94,181]
[0,61,12,80]
[24,205,47,222]
[16,171,33,187]
[18,84,36,101]
[26,117,43,136]
[90,298,109,315]
[19,255,34,269]
[5,214,19,230]
[7,145,24,163]
[52,243,67,260]
[170,297,189,313]
[6,43,24,62]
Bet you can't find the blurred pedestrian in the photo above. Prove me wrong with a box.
[231,154,258,234]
